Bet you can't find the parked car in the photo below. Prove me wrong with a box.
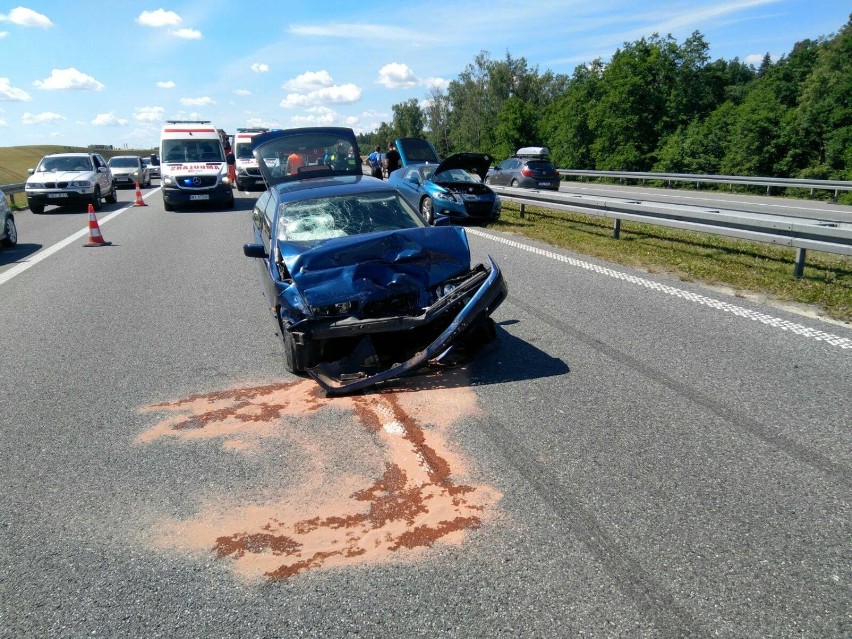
[25,152,116,214]
[388,153,501,226]
[1,190,17,248]
[143,155,161,179]
[108,155,150,188]
[485,147,560,191]
[242,127,507,395]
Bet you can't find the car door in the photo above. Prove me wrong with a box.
[490,159,511,186]
[93,155,111,192]
[255,191,279,312]
[396,168,424,209]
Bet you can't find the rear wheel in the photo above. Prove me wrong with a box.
[420,197,434,225]
[511,179,519,187]
[1,215,17,247]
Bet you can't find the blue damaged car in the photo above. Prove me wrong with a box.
[242,127,507,395]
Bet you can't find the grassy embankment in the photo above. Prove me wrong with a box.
[493,202,851,324]
[2,145,849,323]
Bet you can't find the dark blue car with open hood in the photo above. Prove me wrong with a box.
[243,127,507,395]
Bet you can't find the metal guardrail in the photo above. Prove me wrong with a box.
[490,185,852,277]
[1,182,25,208]
[557,170,852,198]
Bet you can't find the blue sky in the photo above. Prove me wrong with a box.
[0,1,849,149]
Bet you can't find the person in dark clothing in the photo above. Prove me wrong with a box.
[384,143,401,175]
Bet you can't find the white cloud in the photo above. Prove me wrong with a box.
[251,63,269,73]
[0,31,8,39]
[22,111,65,124]
[134,106,165,122]
[424,76,450,92]
[290,107,339,126]
[180,96,215,106]
[0,7,53,28]
[136,9,182,28]
[33,68,104,91]
[234,88,251,96]
[170,27,202,40]
[280,83,361,108]
[0,77,32,101]
[744,53,774,66]
[245,117,280,129]
[283,70,334,92]
[289,22,432,43]
[92,113,128,126]
[156,80,176,89]
[377,63,418,89]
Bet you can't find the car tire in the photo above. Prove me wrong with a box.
[163,198,174,211]
[484,176,491,185]
[511,179,519,187]
[235,179,243,191]
[1,214,17,247]
[145,176,151,188]
[29,202,44,214]
[105,182,117,204]
[283,331,300,374]
[420,197,434,225]
[91,186,102,211]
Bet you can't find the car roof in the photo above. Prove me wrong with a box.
[273,175,393,202]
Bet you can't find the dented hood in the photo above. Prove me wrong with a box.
[278,226,471,310]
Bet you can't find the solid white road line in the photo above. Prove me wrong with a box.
[0,188,162,288]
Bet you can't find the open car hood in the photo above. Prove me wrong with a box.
[433,153,493,182]
[279,226,471,309]
[253,127,362,187]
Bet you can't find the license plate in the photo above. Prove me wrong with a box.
[539,182,551,187]
[189,194,209,201]
[47,193,68,198]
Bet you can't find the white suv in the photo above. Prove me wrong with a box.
[25,152,117,214]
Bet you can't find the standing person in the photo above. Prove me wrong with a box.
[287,151,303,175]
[367,145,383,179]
[384,143,401,176]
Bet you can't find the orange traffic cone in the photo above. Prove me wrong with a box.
[83,204,112,247]
[133,182,147,206]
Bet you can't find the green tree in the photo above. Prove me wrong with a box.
[391,99,424,139]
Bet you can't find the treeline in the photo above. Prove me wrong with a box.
[358,15,851,181]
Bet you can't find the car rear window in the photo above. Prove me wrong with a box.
[525,160,555,170]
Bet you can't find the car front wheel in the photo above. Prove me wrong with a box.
[1,215,17,247]
[420,197,434,225]
[29,201,44,214]
[91,186,102,211]
[105,182,117,204]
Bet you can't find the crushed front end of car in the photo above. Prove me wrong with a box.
[279,226,507,394]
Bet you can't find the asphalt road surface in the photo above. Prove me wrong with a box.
[1,183,849,638]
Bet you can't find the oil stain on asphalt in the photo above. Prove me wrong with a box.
[137,369,501,582]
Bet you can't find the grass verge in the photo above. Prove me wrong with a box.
[493,202,852,324]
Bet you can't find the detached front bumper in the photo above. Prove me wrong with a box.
[307,255,507,395]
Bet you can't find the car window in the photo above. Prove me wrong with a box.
[162,140,224,163]
[525,160,554,170]
[108,157,140,168]
[254,129,361,185]
[38,156,93,172]
[498,159,513,170]
[235,143,253,160]
[254,191,271,230]
[276,192,424,242]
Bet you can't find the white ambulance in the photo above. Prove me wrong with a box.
[232,127,268,191]
[159,120,235,210]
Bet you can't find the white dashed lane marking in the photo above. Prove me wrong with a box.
[467,228,852,350]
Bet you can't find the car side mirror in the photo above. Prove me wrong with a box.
[28,168,34,175]
[243,243,267,259]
